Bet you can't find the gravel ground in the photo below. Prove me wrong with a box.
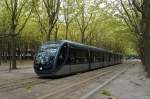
[0,60,33,72]
[0,60,36,87]
[0,61,127,99]
[90,61,150,99]
[0,60,146,99]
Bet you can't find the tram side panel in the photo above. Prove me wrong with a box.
[69,48,89,73]
[53,45,90,76]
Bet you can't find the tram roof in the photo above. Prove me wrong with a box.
[46,40,122,55]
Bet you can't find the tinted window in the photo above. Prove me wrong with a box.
[67,48,76,65]
[95,52,103,62]
[39,43,60,56]
[90,51,95,63]
[57,45,68,65]
[35,43,60,65]
[76,49,88,64]
[67,48,89,64]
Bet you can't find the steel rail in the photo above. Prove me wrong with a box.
[35,67,120,99]
[80,69,126,99]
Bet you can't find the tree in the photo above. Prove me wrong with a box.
[75,0,92,43]
[62,0,77,40]
[115,0,150,74]
[34,0,60,41]
[54,21,59,41]
[140,0,150,74]
[4,0,33,69]
[0,0,137,67]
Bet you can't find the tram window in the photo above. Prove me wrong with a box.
[103,53,105,62]
[90,51,94,63]
[58,45,67,65]
[66,48,76,65]
[104,53,108,62]
[94,52,98,62]
[105,53,107,62]
[96,52,103,62]
[116,55,118,61]
[95,52,100,62]
[101,52,104,62]
[109,54,111,62]
[98,52,103,62]
[67,48,89,64]
[107,54,109,62]
[111,54,113,62]
[76,49,88,64]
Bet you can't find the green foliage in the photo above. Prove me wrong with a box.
[0,0,137,55]
[101,90,112,96]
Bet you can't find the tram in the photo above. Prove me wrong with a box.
[33,40,123,77]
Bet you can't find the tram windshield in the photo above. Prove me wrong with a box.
[35,43,60,64]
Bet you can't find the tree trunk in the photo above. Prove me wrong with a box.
[0,49,1,65]
[47,19,53,41]
[143,37,150,73]
[54,33,57,41]
[141,0,150,75]
[65,24,69,40]
[55,25,58,41]
[81,31,85,43]
[47,33,50,41]
[11,21,17,69]
[47,27,52,41]
[0,38,2,65]
[11,36,17,69]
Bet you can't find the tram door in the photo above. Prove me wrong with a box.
[56,44,70,75]
[57,44,68,66]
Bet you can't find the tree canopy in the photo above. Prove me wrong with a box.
[0,0,138,68]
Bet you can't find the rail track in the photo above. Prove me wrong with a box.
[35,63,129,99]
[0,77,50,92]
[0,64,120,93]
[80,71,125,99]
[0,66,113,92]
[0,62,132,99]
